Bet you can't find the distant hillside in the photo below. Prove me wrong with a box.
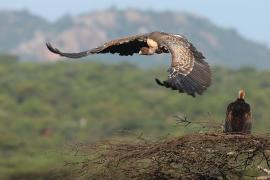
[0,10,49,51]
[1,8,270,68]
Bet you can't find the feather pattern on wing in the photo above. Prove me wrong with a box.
[46,34,150,58]
[46,31,212,97]
[153,33,211,97]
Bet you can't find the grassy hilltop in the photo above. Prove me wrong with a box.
[0,55,270,178]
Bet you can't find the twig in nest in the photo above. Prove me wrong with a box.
[258,166,270,175]
[174,114,191,127]
[256,166,270,180]
[174,113,222,132]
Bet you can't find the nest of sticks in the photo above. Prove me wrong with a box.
[62,133,270,179]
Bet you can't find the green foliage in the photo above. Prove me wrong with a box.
[0,54,19,64]
[0,56,270,178]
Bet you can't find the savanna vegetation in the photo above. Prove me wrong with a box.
[0,55,270,179]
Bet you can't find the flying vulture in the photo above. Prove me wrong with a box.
[46,31,211,97]
[224,90,252,134]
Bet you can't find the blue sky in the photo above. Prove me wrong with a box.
[1,0,269,46]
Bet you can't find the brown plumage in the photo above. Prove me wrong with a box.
[46,31,211,97]
[224,90,252,134]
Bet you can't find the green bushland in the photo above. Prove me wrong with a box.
[0,55,269,178]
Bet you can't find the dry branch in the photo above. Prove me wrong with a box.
[62,133,270,179]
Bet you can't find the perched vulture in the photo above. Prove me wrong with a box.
[224,90,252,134]
[46,31,211,97]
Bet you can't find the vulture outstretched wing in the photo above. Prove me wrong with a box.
[46,31,211,97]
[46,34,151,58]
[154,34,211,97]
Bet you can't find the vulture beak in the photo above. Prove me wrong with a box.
[139,50,142,55]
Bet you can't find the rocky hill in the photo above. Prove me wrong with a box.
[1,8,270,68]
